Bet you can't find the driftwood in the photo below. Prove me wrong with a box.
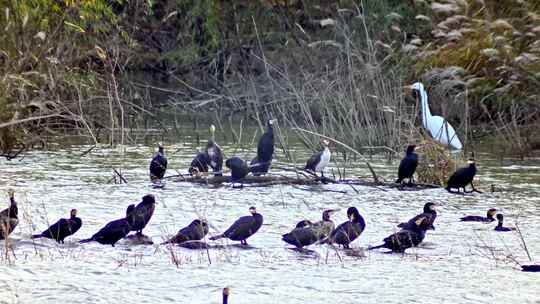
[169,173,440,190]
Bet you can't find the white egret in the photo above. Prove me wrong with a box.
[411,82,463,150]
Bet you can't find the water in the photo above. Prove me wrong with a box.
[0,136,539,304]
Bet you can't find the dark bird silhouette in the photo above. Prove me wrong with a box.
[304,140,331,178]
[189,152,210,175]
[222,287,230,304]
[369,228,427,253]
[397,202,437,231]
[149,144,168,180]
[446,158,477,193]
[250,119,275,176]
[522,265,540,272]
[324,207,365,249]
[226,157,250,182]
[210,206,263,245]
[127,194,156,236]
[207,124,224,176]
[32,209,82,243]
[80,205,134,246]
[494,214,514,232]
[0,189,18,240]
[396,145,418,185]
[282,209,337,248]
[460,208,497,222]
[162,219,209,244]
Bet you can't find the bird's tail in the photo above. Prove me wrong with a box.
[209,234,223,241]
[31,234,43,239]
[79,238,93,244]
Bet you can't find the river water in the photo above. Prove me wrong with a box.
[0,132,539,304]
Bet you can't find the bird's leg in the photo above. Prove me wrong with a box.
[470,182,483,193]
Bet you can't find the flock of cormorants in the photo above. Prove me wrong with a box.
[0,110,515,253]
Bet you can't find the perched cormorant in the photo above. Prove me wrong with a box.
[149,144,167,180]
[460,208,497,222]
[189,152,210,175]
[396,145,418,185]
[222,287,230,304]
[324,207,365,249]
[127,194,156,236]
[494,214,513,232]
[250,119,275,176]
[0,189,18,240]
[162,219,209,244]
[226,157,250,182]
[304,140,331,178]
[446,158,477,193]
[369,228,427,253]
[397,202,437,231]
[207,124,224,176]
[210,206,263,245]
[32,209,82,243]
[282,210,337,248]
[80,205,134,246]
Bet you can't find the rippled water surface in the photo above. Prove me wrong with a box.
[1,135,539,304]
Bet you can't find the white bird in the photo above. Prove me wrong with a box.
[411,82,463,150]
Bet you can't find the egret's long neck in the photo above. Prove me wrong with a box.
[420,88,432,126]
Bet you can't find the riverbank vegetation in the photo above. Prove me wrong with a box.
[0,0,538,158]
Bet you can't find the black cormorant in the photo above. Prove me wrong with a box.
[369,228,427,253]
[32,209,82,243]
[80,205,134,246]
[149,144,167,180]
[397,202,437,231]
[189,152,210,176]
[162,219,209,244]
[446,158,477,193]
[324,207,365,249]
[210,206,263,245]
[460,208,497,222]
[494,214,513,232]
[0,189,18,240]
[282,210,337,248]
[226,157,250,182]
[127,194,156,236]
[250,119,275,176]
[396,145,418,185]
[222,287,230,304]
[304,140,331,178]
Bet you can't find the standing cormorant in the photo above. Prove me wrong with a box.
[162,219,209,244]
[210,206,263,245]
[222,287,230,304]
[226,157,250,182]
[494,214,513,232]
[127,194,156,236]
[149,144,167,181]
[80,205,134,246]
[304,140,331,178]
[282,209,337,248]
[397,202,437,231]
[396,145,418,185]
[250,119,275,176]
[324,207,365,249]
[206,124,224,176]
[460,208,497,222]
[0,189,18,240]
[32,209,82,243]
[446,158,477,193]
